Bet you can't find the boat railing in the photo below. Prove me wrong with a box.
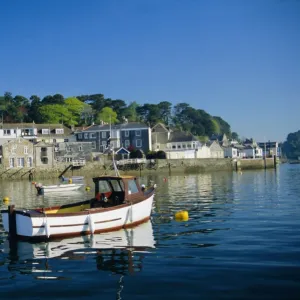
[116,158,147,166]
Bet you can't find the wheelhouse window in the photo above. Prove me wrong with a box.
[128,179,139,194]
[135,130,141,136]
[84,133,89,139]
[90,133,96,138]
[101,132,106,138]
[98,180,111,193]
[78,133,83,139]
[125,130,129,137]
[110,179,124,192]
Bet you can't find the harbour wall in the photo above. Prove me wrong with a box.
[0,157,277,180]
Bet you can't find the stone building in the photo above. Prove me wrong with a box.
[55,142,93,163]
[0,138,34,168]
[34,141,55,167]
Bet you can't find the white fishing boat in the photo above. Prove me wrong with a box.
[1,175,156,240]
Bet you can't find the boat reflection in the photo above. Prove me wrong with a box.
[4,221,156,278]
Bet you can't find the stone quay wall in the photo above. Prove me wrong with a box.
[0,157,277,181]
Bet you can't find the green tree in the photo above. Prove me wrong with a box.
[96,107,118,124]
[232,132,239,141]
[38,104,72,125]
[123,101,139,122]
[158,101,172,124]
[28,95,42,123]
[64,97,86,124]
[282,130,300,159]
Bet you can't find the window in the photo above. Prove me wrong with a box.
[125,140,130,148]
[84,133,89,139]
[110,180,124,192]
[78,133,83,139]
[17,157,25,167]
[55,128,64,134]
[92,141,96,149]
[98,180,111,193]
[42,157,48,164]
[102,131,106,138]
[9,158,14,168]
[11,145,17,154]
[4,129,11,135]
[172,145,176,149]
[27,157,33,167]
[53,139,56,143]
[125,130,129,137]
[178,145,181,149]
[64,139,69,142]
[128,179,139,194]
[90,133,96,138]
[156,144,160,149]
[42,129,50,134]
[136,139,142,148]
[41,147,47,152]
[182,144,186,148]
[24,146,28,154]
[135,130,141,136]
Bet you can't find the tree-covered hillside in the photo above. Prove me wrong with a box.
[282,130,300,159]
[0,92,233,139]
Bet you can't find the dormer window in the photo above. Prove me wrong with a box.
[56,128,64,134]
[42,129,50,134]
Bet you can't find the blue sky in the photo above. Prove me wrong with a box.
[0,0,299,142]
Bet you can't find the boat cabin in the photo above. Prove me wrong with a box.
[91,175,144,208]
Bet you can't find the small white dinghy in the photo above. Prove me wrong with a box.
[61,175,84,182]
[35,182,83,194]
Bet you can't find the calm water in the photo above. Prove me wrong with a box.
[0,164,300,300]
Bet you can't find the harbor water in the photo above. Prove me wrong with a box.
[0,164,300,299]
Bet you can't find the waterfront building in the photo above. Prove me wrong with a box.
[0,138,34,168]
[257,141,281,158]
[75,122,151,154]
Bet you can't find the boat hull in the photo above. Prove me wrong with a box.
[1,194,154,240]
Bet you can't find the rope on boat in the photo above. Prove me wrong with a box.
[88,212,95,235]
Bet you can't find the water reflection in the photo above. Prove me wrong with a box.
[2,221,155,281]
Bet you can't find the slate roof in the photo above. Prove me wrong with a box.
[169,131,199,143]
[79,122,149,132]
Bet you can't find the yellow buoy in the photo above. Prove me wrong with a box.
[175,210,189,222]
[85,186,90,191]
[68,179,73,184]
[3,196,10,203]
